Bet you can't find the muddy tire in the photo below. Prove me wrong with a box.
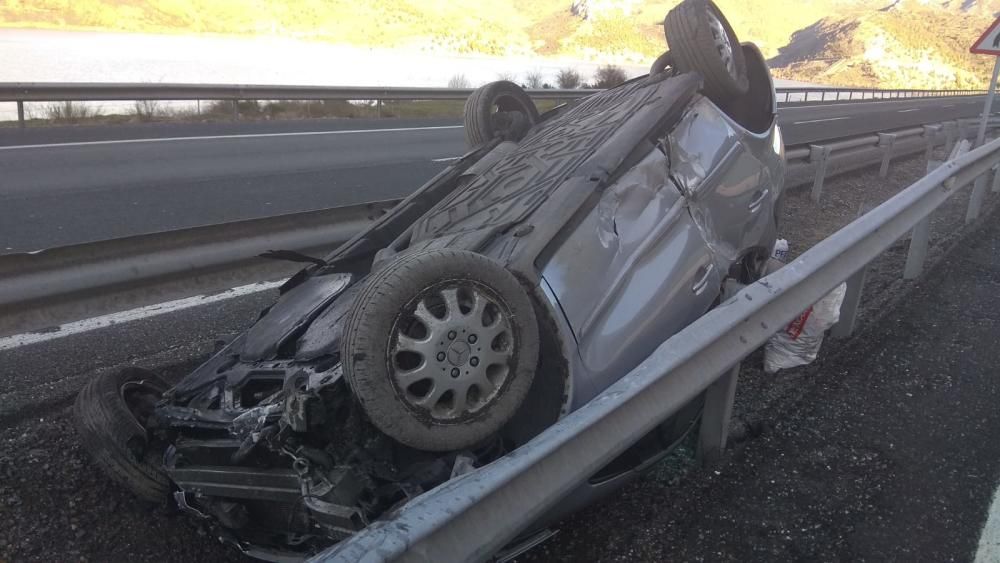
[464,81,540,148]
[74,367,171,502]
[664,0,748,102]
[342,249,539,452]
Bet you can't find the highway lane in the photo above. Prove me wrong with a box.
[0,95,989,253]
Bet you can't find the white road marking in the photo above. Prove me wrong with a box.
[976,483,1000,562]
[792,117,850,125]
[0,125,464,151]
[943,105,956,108]
[0,279,285,352]
[898,108,921,113]
[432,156,462,163]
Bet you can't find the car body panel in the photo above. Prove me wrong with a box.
[241,274,352,362]
[539,149,722,408]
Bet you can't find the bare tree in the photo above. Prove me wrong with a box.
[447,74,471,89]
[525,70,545,89]
[557,68,582,89]
[496,71,518,82]
[133,100,161,122]
[44,101,96,123]
[593,64,628,89]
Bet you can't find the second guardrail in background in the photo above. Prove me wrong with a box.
[0,82,988,127]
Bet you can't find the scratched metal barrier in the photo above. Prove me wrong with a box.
[314,133,1000,563]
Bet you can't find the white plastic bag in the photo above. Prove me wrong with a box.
[764,283,847,374]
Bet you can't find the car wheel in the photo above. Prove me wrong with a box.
[664,0,748,102]
[73,367,171,502]
[464,81,540,148]
[649,50,674,75]
[342,249,539,452]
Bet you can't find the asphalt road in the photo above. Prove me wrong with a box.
[0,96,989,252]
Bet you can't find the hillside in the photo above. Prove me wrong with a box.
[769,3,998,88]
[1,0,998,89]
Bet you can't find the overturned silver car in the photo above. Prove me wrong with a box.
[74,1,785,559]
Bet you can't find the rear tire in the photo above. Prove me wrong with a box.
[664,0,748,102]
[74,367,170,502]
[464,81,539,148]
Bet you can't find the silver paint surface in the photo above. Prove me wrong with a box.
[541,95,782,409]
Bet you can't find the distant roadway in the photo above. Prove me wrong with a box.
[0,95,989,253]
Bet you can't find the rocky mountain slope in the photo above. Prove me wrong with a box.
[1,0,999,88]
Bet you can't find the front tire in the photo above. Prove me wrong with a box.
[342,249,539,452]
[74,367,171,502]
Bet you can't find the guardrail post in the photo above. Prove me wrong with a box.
[923,125,941,160]
[832,265,867,339]
[16,100,25,129]
[967,172,989,223]
[698,361,740,465]
[878,133,897,178]
[903,159,942,279]
[376,99,382,118]
[945,122,957,154]
[232,99,239,121]
[809,144,831,203]
[944,140,972,192]
[832,203,876,338]
[992,164,1000,193]
[904,217,932,279]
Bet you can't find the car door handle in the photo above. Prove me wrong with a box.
[749,188,769,212]
[692,263,715,295]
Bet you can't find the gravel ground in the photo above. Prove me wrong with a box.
[1,147,995,562]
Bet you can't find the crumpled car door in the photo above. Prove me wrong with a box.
[540,148,722,406]
[668,97,773,263]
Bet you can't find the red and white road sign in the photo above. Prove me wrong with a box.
[971,16,1000,55]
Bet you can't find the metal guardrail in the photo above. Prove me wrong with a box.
[776,87,986,104]
[0,200,399,338]
[784,117,1000,200]
[0,82,987,127]
[0,83,599,125]
[314,130,1000,563]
